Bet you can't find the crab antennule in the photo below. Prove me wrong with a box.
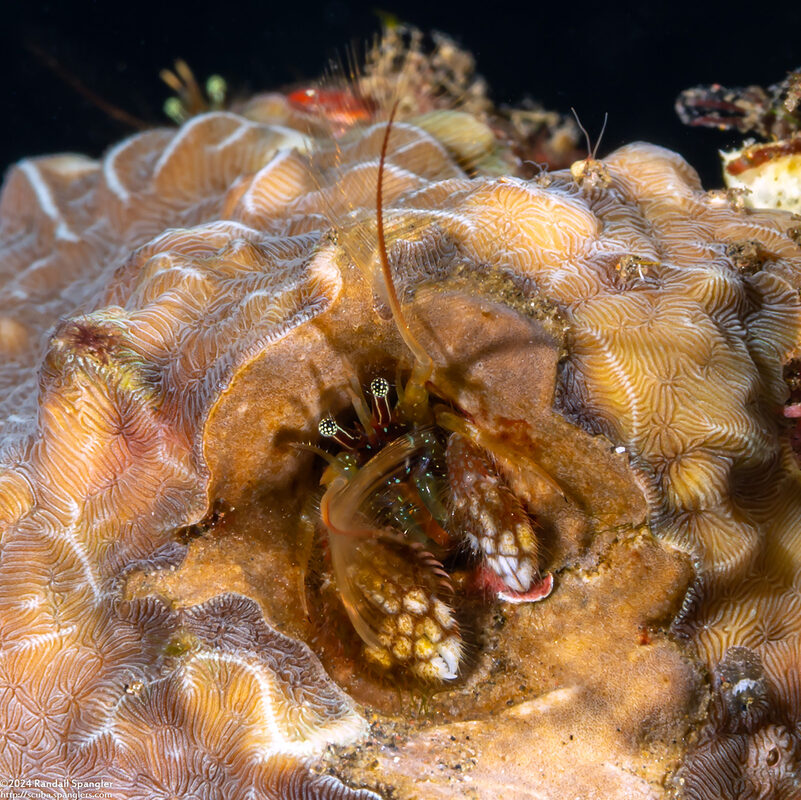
[345,376,376,438]
[293,441,342,468]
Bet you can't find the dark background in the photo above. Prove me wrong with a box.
[1,0,799,187]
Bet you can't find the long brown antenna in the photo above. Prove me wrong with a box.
[26,40,150,130]
[376,101,433,372]
[571,107,609,159]
[593,112,609,159]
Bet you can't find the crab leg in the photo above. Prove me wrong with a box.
[436,408,565,500]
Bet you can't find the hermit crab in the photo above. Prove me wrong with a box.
[305,106,558,683]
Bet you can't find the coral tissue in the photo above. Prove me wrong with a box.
[1,48,801,799]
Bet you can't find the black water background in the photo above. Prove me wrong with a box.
[0,0,798,188]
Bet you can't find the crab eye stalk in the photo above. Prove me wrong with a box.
[370,376,390,397]
[369,376,393,427]
[318,417,361,449]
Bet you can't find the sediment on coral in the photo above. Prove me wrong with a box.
[1,30,801,800]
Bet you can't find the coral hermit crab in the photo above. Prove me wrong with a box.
[305,105,558,683]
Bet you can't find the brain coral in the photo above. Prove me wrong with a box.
[1,40,801,800]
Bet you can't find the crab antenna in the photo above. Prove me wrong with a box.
[376,101,434,376]
[570,107,608,159]
[593,112,609,159]
[571,107,592,155]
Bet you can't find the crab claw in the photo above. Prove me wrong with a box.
[498,571,554,604]
[474,567,554,604]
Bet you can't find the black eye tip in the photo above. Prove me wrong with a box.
[370,377,390,398]
[318,418,339,437]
